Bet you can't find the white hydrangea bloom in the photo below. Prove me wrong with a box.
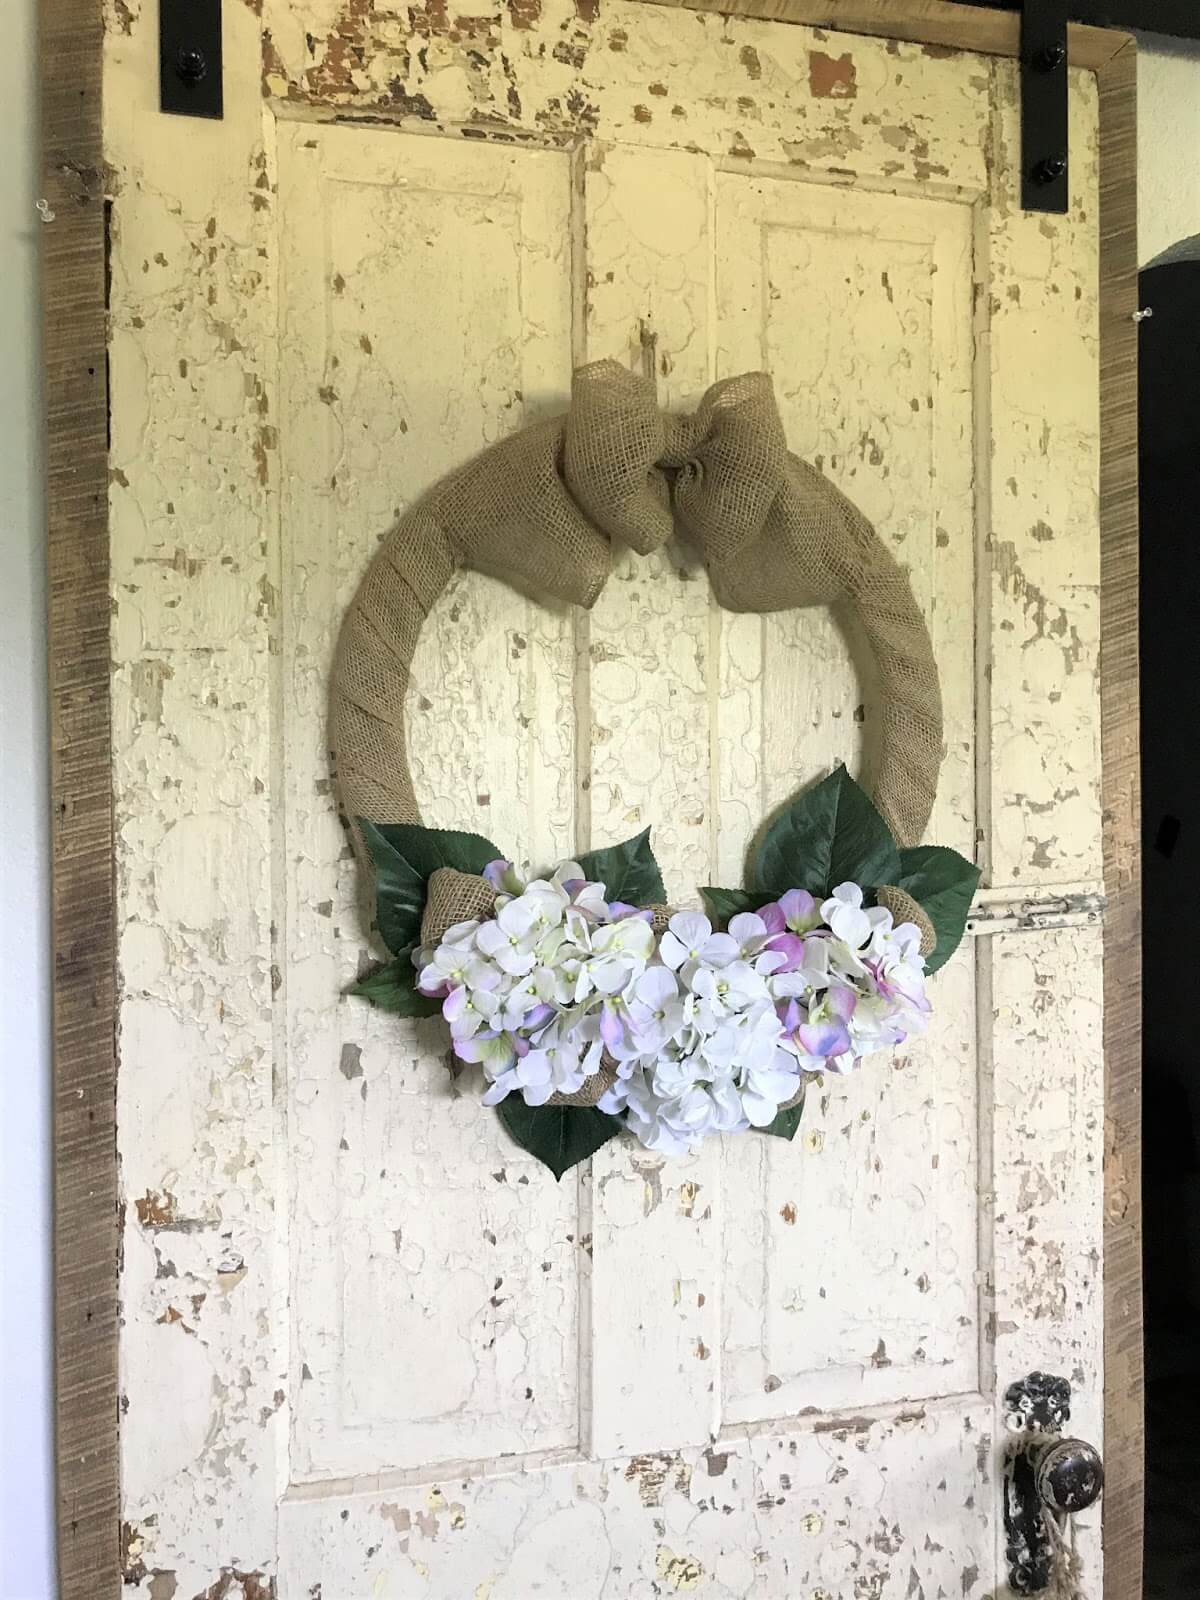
[416,867,931,1153]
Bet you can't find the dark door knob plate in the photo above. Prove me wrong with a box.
[1003,1373,1103,1595]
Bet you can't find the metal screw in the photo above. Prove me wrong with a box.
[175,46,208,85]
[1032,154,1067,186]
[36,197,56,223]
[1035,42,1067,71]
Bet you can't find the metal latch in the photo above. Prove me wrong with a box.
[1004,1372,1104,1592]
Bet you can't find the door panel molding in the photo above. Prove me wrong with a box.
[42,4,1141,1597]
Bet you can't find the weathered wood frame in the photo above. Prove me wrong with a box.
[41,1,1141,1596]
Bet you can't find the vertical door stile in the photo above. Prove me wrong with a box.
[581,142,728,1460]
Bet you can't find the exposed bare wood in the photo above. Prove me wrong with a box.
[39,0,120,1594]
[642,0,1129,71]
[1097,36,1143,1600]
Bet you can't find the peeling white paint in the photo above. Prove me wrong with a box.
[105,3,1102,1593]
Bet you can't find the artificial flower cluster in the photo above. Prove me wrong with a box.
[413,861,931,1156]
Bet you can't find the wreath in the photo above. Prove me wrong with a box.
[333,363,978,1177]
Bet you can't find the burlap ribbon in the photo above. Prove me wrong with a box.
[333,362,944,1100]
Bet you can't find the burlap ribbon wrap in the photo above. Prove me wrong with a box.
[332,361,944,1103]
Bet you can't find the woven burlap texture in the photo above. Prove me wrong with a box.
[548,1065,617,1108]
[333,361,945,1106]
[875,885,938,958]
[421,868,498,949]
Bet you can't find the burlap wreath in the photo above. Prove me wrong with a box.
[332,361,943,1106]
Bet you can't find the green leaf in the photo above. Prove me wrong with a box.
[349,956,443,1017]
[760,1084,807,1140]
[496,1099,624,1180]
[701,886,761,925]
[576,828,666,907]
[894,844,981,975]
[358,819,501,956]
[752,765,899,900]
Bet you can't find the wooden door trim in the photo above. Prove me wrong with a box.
[40,0,120,1594]
[639,0,1130,70]
[1096,36,1144,1600]
[43,4,1140,1597]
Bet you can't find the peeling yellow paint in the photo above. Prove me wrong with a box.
[655,1545,704,1590]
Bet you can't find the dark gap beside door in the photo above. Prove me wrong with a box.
[1140,255,1200,1600]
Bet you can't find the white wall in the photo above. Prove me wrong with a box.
[0,0,55,1595]
[1137,32,1200,265]
[0,17,1194,1600]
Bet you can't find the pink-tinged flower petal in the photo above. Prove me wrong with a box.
[453,1026,498,1061]
[483,859,514,890]
[777,997,804,1035]
[442,986,469,1023]
[600,1002,628,1050]
[608,901,654,923]
[779,888,819,932]
[757,901,786,935]
[765,933,806,973]
[827,985,858,1022]
[797,1019,852,1058]
[524,1003,556,1030]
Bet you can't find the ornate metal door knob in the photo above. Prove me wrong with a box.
[1003,1373,1104,1595]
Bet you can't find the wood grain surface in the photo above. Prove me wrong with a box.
[39,0,120,1593]
[1097,37,1144,1600]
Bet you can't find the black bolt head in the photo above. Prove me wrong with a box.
[1033,154,1067,186]
[175,46,208,85]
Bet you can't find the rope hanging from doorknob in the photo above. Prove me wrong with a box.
[331,358,944,867]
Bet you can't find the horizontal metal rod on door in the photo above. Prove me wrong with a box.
[965,884,1106,935]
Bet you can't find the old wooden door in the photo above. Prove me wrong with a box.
[106,2,1104,1594]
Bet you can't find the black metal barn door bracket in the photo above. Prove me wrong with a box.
[1021,0,1069,213]
[160,0,224,120]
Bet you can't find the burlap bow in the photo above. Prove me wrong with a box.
[333,360,943,965]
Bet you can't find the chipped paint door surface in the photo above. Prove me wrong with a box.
[106,3,1104,1595]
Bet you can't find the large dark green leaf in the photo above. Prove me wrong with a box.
[358,819,501,956]
[700,886,762,925]
[349,956,442,1017]
[894,844,981,974]
[576,828,666,907]
[760,1084,807,1140]
[497,1099,624,1180]
[752,765,899,900]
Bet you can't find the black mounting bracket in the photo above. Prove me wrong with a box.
[1020,0,1069,214]
[160,0,224,121]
